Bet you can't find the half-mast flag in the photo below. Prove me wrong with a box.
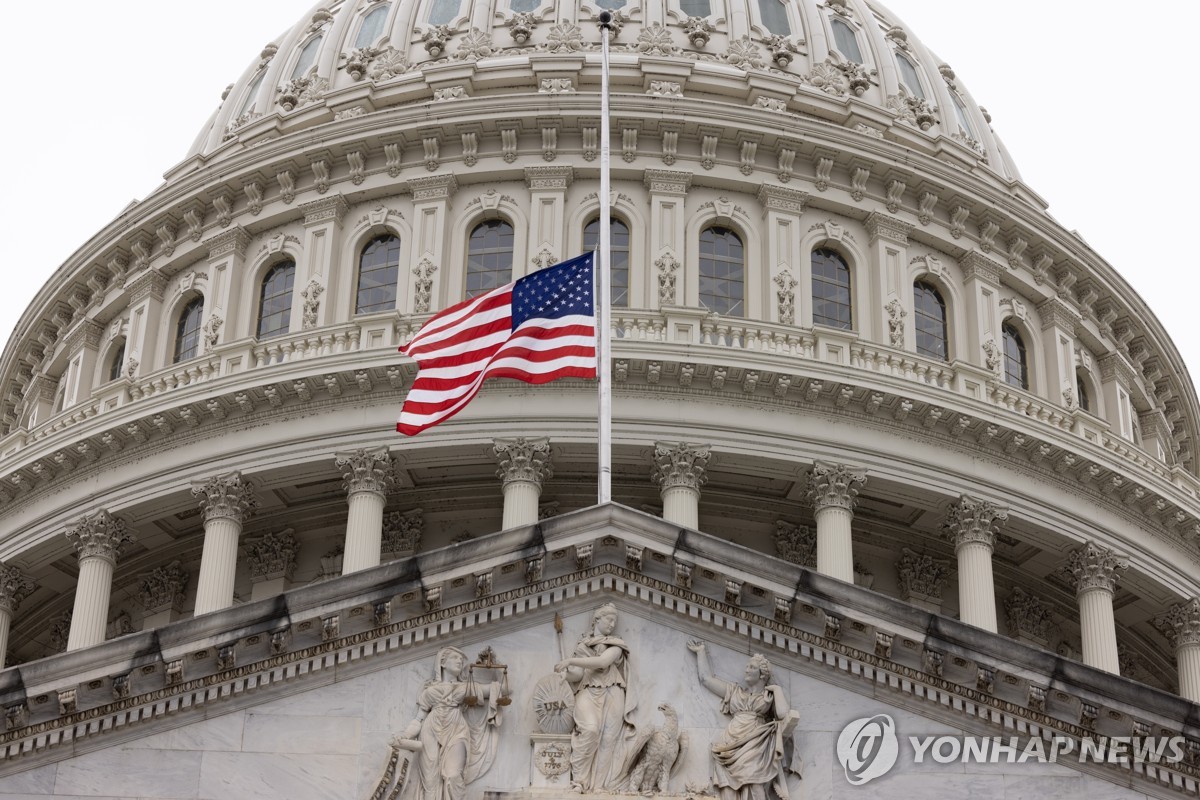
[396,253,597,435]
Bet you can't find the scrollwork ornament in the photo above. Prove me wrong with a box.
[66,510,136,564]
[368,46,409,81]
[192,472,259,524]
[726,36,766,70]
[651,442,710,491]
[335,447,396,497]
[1156,599,1200,650]
[494,437,553,488]
[944,495,1007,550]
[546,22,583,53]
[807,462,866,512]
[1066,541,1127,595]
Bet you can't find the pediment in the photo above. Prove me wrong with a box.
[0,505,1195,798]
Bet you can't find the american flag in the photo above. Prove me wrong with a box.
[396,253,597,435]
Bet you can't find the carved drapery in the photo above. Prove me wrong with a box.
[651,442,710,491]
[806,462,866,512]
[245,528,300,582]
[336,447,395,497]
[494,438,553,489]
[944,495,1007,550]
[65,510,135,564]
[138,562,189,614]
[192,472,258,524]
[1066,541,1127,595]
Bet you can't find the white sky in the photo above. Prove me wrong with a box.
[4,1,1198,389]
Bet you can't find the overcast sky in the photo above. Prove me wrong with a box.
[4,1,1197,388]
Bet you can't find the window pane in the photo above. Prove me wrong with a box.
[238,71,265,117]
[596,0,626,9]
[357,236,401,313]
[583,217,630,308]
[174,298,204,363]
[1002,323,1028,389]
[511,0,539,11]
[355,4,389,49]
[913,282,947,360]
[895,53,925,100]
[467,221,514,298]
[811,249,852,329]
[951,93,976,139]
[681,0,711,15]
[429,0,459,25]
[831,19,863,64]
[258,261,296,338]
[108,342,126,382]
[1077,372,1091,412]
[758,0,790,34]
[699,227,744,317]
[291,35,323,80]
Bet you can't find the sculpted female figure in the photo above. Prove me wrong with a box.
[686,641,802,800]
[554,603,638,792]
[398,647,502,800]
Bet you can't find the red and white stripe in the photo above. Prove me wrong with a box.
[396,283,596,435]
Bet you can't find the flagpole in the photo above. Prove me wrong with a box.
[597,12,614,506]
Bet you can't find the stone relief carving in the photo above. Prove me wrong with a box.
[1005,587,1056,644]
[684,16,714,48]
[896,548,950,601]
[546,22,584,53]
[686,641,802,799]
[422,25,454,58]
[245,527,299,582]
[455,28,494,60]
[774,270,797,324]
[277,75,330,112]
[773,520,815,568]
[885,299,906,347]
[138,561,188,613]
[887,90,937,130]
[301,279,324,329]
[339,47,378,81]
[620,703,686,794]
[655,252,680,306]
[202,315,222,353]
[725,37,766,70]
[413,259,437,314]
[368,46,409,81]
[636,22,678,56]
[506,12,538,44]
[382,508,423,556]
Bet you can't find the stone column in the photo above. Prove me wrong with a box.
[945,495,1007,633]
[138,561,189,629]
[0,564,35,668]
[959,253,1004,376]
[1066,541,1127,673]
[651,442,710,530]
[336,448,395,574]
[1158,599,1200,702]
[191,472,257,617]
[65,511,135,651]
[494,438,552,530]
[807,462,867,582]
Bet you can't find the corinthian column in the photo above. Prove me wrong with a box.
[0,564,35,668]
[651,442,710,529]
[1066,542,1127,673]
[335,448,395,574]
[807,462,866,582]
[191,472,257,616]
[494,438,552,529]
[945,496,1007,633]
[65,511,135,651]
[1158,599,1200,702]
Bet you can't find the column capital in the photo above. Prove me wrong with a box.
[0,564,36,615]
[335,447,395,497]
[494,437,553,488]
[138,561,189,615]
[651,441,710,492]
[1066,541,1128,595]
[245,527,300,583]
[1156,599,1200,651]
[383,509,424,556]
[65,510,135,565]
[191,472,258,524]
[807,461,866,512]
[944,495,1007,550]
[896,547,951,600]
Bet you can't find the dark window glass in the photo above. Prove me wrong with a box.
[595,0,625,9]
[258,261,296,338]
[429,0,459,24]
[356,235,401,313]
[680,0,711,15]
[511,0,538,10]
[583,217,630,308]
[1002,322,1029,389]
[466,220,514,298]
[1077,372,1091,412]
[895,53,925,100]
[913,281,947,360]
[238,71,265,117]
[355,4,389,48]
[951,93,976,139]
[831,19,863,64]
[812,248,852,329]
[290,35,322,80]
[174,297,204,363]
[108,342,125,382]
[758,0,790,34]
[699,227,744,317]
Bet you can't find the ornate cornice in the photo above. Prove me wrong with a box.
[1036,297,1080,333]
[300,195,350,227]
[1097,352,1137,388]
[944,495,1007,550]
[651,441,710,492]
[62,320,104,355]
[245,528,299,582]
[408,175,459,202]
[1065,541,1127,595]
[65,510,135,564]
[335,447,395,497]
[1156,599,1200,650]
[138,561,189,614]
[524,165,574,191]
[126,269,168,303]
[806,461,866,512]
[756,185,808,215]
[203,226,252,260]
[864,211,913,245]
[959,252,1003,286]
[191,472,258,525]
[0,563,35,615]
[642,169,692,195]
[494,437,553,488]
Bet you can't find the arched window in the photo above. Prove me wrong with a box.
[356,235,401,314]
[108,341,126,382]
[354,4,390,49]
[812,249,852,329]
[699,227,745,317]
[466,220,514,298]
[895,53,925,100]
[950,93,976,139]
[1076,370,1091,413]
[913,281,947,360]
[1002,322,1028,389]
[757,0,790,35]
[258,261,296,339]
[174,297,204,363]
[583,217,630,308]
[290,35,322,80]
[429,0,459,25]
[831,19,863,64]
[237,71,265,117]
[680,0,711,15]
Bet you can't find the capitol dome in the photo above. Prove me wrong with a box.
[1,0,1199,795]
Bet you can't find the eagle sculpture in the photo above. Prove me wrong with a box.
[620,703,688,795]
